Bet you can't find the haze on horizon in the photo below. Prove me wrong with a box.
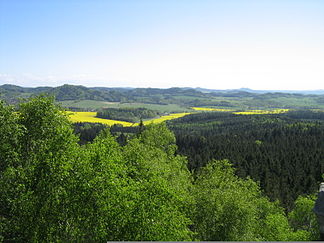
[0,0,323,91]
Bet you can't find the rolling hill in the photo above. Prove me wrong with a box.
[1,83,324,110]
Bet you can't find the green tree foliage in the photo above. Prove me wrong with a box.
[192,159,314,241]
[1,96,80,241]
[63,129,132,241]
[97,107,159,123]
[0,97,193,241]
[121,123,194,240]
[73,122,108,144]
[0,101,24,242]
[193,160,271,240]
[0,101,23,173]
[288,195,319,240]
[261,212,312,241]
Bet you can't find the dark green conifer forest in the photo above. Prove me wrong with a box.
[168,111,324,210]
[0,97,322,241]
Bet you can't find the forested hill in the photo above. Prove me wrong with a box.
[2,84,324,109]
[0,84,205,103]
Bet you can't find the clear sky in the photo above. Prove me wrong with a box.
[0,0,323,90]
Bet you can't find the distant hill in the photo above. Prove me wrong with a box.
[194,87,324,95]
[0,84,208,103]
[1,84,324,110]
[0,84,127,103]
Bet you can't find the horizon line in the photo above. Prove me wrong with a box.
[1,82,323,92]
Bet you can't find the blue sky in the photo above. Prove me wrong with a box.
[0,0,323,89]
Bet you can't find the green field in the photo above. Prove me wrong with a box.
[59,100,191,113]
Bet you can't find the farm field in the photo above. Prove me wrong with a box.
[233,109,290,115]
[191,107,233,112]
[191,107,291,115]
[69,108,294,126]
[68,111,133,126]
[142,112,192,125]
[60,100,191,113]
[69,111,192,126]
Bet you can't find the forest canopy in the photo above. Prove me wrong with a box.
[0,96,321,241]
[167,110,324,209]
[96,107,159,123]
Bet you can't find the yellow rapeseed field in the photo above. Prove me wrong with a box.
[68,112,133,126]
[233,109,289,115]
[68,108,289,126]
[142,112,192,125]
[191,107,232,112]
[68,111,192,126]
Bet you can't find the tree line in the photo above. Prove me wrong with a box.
[96,107,159,123]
